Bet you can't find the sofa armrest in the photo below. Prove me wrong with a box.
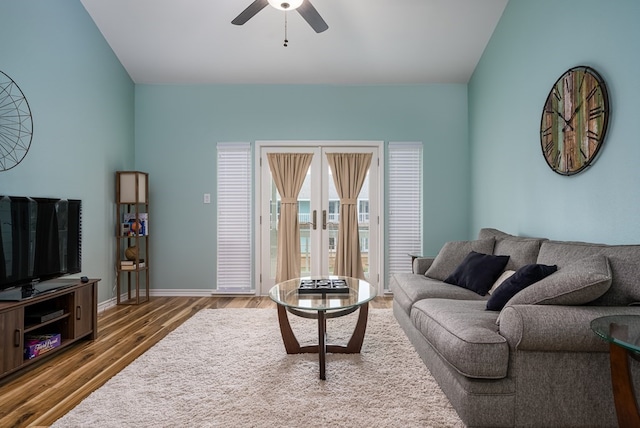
[499,304,640,352]
[413,257,435,275]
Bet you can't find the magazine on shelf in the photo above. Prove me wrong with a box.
[123,213,149,236]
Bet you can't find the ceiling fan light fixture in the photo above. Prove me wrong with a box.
[268,0,303,11]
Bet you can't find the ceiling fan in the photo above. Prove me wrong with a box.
[232,0,329,34]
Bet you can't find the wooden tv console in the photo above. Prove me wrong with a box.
[0,278,99,380]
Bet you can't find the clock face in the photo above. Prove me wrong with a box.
[0,71,33,171]
[540,66,609,175]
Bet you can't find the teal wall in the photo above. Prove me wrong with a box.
[469,0,640,244]
[11,0,636,298]
[0,1,135,303]
[135,84,469,289]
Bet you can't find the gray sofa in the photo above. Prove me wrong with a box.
[390,228,640,427]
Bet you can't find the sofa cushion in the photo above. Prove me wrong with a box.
[537,240,640,306]
[411,299,508,379]
[486,264,557,311]
[413,257,435,275]
[390,273,487,316]
[425,238,495,281]
[478,228,547,243]
[444,251,510,295]
[489,270,515,295]
[478,228,515,240]
[478,228,546,271]
[493,239,543,271]
[505,254,611,307]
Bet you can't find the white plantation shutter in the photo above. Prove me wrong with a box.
[217,142,252,292]
[387,142,422,286]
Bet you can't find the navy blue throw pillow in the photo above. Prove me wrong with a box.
[444,251,510,296]
[486,263,558,311]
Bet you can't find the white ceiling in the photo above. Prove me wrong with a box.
[80,0,508,85]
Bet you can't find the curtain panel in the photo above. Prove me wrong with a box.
[267,153,314,283]
[326,152,372,280]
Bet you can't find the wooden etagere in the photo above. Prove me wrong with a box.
[115,171,150,305]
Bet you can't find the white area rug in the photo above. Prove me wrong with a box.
[53,308,463,427]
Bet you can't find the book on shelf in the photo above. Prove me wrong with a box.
[120,259,144,265]
[120,261,145,270]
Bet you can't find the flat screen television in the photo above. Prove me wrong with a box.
[0,196,82,301]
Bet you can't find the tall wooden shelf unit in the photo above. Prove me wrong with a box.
[116,171,150,305]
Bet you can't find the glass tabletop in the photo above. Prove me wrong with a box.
[591,315,640,353]
[269,276,376,311]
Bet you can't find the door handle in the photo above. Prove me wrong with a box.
[312,210,317,230]
[322,210,327,230]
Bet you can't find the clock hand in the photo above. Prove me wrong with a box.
[554,108,574,131]
[570,102,583,120]
[561,102,584,132]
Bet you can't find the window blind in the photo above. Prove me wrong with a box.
[216,142,252,292]
[387,142,423,285]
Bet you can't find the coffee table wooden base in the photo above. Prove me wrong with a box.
[276,302,369,380]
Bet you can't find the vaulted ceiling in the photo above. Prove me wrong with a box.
[80,0,508,85]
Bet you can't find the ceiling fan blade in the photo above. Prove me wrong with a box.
[297,0,328,33]
[232,0,269,25]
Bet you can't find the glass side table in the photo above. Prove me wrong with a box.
[591,315,640,427]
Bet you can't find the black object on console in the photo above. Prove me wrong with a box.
[0,196,82,301]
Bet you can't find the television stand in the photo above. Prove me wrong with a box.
[0,278,99,380]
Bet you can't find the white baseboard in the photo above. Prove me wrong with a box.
[98,289,260,309]
[149,289,222,297]
[98,297,117,313]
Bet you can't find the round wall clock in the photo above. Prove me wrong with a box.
[0,70,33,172]
[540,66,609,176]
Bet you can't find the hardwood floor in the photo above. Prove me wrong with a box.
[0,296,392,427]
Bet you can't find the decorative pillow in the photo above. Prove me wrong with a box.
[425,238,495,281]
[444,251,510,295]
[503,254,612,307]
[488,270,515,295]
[486,264,557,311]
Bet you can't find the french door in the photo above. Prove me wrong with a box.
[257,142,380,295]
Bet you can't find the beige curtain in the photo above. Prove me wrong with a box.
[267,153,314,284]
[326,152,372,280]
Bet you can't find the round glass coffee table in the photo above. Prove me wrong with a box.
[591,315,640,427]
[269,276,376,380]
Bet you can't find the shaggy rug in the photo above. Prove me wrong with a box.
[53,308,464,427]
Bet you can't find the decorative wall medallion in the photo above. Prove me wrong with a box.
[0,70,33,171]
[540,66,609,175]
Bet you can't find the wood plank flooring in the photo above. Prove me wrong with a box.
[0,296,392,427]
